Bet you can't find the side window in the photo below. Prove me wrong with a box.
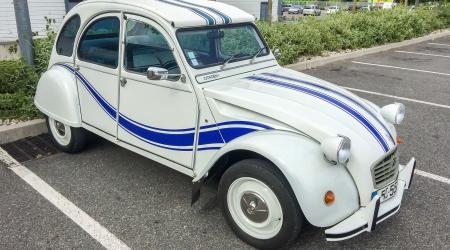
[56,15,81,56]
[78,17,120,68]
[124,19,180,79]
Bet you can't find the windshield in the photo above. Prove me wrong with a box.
[177,24,269,69]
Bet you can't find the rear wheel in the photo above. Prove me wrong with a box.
[218,159,303,249]
[47,117,87,153]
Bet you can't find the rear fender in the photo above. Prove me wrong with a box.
[195,130,360,227]
[34,64,81,127]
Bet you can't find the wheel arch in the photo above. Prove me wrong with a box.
[194,130,360,227]
[34,64,82,127]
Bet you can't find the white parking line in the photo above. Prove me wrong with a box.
[343,87,450,109]
[0,148,131,250]
[415,169,450,185]
[352,61,450,76]
[395,50,450,58]
[428,42,450,47]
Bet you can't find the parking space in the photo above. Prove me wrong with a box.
[0,162,101,249]
[1,37,449,249]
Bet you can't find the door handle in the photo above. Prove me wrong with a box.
[120,77,127,87]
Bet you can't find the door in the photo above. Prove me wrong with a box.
[260,2,268,21]
[117,14,197,168]
[75,13,122,136]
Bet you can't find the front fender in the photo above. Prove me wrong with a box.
[196,130,359,227]
[34,64,81,127]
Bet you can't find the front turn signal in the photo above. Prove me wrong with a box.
[396,136,403,144]
[324,191,335,206]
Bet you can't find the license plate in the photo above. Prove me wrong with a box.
[378,181,398,203]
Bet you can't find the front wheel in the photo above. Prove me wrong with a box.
[218,159,303,249]
[47,117,87,153]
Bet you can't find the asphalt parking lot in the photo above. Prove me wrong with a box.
[1,36,449,249]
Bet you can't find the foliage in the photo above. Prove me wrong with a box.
[438,4,450,26]
[33,17,57,75]
[0,18,55,121]
[257,6,450,65]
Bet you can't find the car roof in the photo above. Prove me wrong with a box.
[78,0,254,28]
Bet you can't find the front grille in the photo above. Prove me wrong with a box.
[372,148,399,189]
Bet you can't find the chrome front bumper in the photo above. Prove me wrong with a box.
[324,158,416,241]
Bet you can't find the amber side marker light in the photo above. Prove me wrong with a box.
[324,191,335,206]
[397,136,403,144]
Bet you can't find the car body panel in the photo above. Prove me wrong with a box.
[34,64,81,127]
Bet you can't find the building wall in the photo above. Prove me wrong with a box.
[0,0,66,43]
[217,0,280,22]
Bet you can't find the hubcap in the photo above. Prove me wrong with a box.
[227,177,283,239]
[54,121,66,136]
[240,192,268,223]
[48,117,71,146]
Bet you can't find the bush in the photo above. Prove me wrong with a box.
[257,6,450,65]
[0,18,55,121]
[0,60,38,95]
[0,60,41,120]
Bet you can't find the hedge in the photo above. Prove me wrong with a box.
[1,6,449,121]
[257,6,450,65]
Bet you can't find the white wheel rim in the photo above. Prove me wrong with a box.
[227,177,283,239]
[49,117,71,146]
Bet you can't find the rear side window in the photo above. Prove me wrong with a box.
[78,17,120,68]
[56,15,80,56]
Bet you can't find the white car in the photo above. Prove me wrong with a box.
[303,5,321,16]
[288,5,303,14]
[327,6,340,14]
[34,0,416,249]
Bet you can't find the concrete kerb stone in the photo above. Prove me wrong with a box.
[0,119,47,144]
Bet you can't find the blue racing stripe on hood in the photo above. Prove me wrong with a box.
[246,75,390,152]
[262,72,396,145]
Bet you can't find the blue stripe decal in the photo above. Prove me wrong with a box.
[175,0,232,24]
[262,73,396,145]
[246,75,390,152]
[58,64,270,151]
[158,0,216,25]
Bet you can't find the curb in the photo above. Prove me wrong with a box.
[286,29,450,71]
[0,119,47,144]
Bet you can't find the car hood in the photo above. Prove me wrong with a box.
[203,67,397,204]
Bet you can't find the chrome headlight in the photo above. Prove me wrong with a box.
[321,136,351,164]
[381,103,405,125]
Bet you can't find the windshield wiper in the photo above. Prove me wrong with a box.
[250,47,266,63]
[221,54,238,69]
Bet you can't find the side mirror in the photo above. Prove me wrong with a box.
[147,67,169,81]
[146,67,186,83]
[274,48,281,59]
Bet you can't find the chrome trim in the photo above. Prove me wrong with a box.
[371,147,399,189]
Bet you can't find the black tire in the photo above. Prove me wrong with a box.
[218,159,303,250]
[46,116,87,153]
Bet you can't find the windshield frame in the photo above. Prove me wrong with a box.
[175,22,270,70]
